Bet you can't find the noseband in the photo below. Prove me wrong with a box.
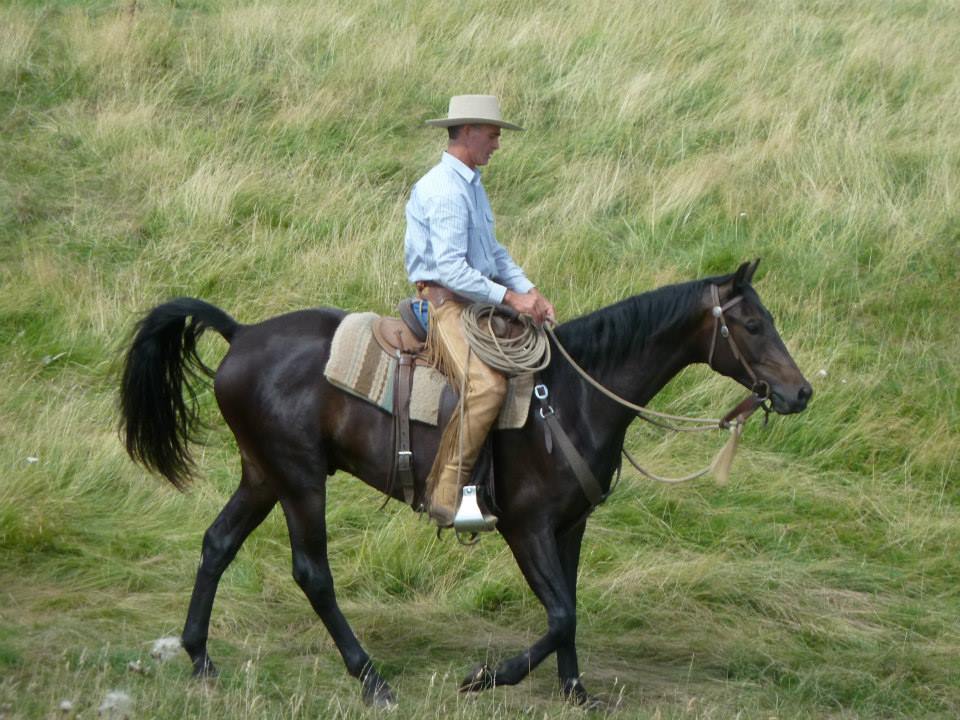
[707,285,770,401]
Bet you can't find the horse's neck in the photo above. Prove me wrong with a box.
[546,316,699,484]
[573,331,693,421]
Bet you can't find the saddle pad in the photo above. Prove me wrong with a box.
[323,312,533,429]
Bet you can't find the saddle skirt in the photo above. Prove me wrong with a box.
[323,312,533,428]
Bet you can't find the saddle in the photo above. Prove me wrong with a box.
[372,298,428,355]
[375,300,506,518]
[323,300,533,518]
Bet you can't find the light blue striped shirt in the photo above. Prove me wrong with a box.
[405,152,534,304]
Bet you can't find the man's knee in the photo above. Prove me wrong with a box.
[470,364,507,398]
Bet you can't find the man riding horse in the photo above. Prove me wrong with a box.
[405,95,557,527]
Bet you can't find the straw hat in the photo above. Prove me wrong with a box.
[425,95,524,131]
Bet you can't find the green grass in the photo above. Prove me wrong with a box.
[2,0,959,717]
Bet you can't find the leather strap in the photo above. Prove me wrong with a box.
[719,393,764,428]
[415,282,469,306]
[393,352,416,506]
[535,387,605,506]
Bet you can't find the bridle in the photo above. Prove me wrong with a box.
[531,283,775,514]
[707,284,771,402]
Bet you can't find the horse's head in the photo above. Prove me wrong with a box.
[699,259,812,414]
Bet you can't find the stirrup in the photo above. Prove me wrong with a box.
[453,486,498,534]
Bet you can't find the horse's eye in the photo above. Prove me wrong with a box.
[745,319,762,335]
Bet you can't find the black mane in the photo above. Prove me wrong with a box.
[552,276,723,374]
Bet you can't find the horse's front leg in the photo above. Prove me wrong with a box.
[460,525,577,694]
[278,474,395,709]
[555,521,603,708]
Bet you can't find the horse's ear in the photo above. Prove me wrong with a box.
[733,258,761,289]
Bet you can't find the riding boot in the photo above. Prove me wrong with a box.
[427,468,461,528]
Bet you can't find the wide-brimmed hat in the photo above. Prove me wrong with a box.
[425,95,524,131]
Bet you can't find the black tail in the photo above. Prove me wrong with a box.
[119,298,239,490]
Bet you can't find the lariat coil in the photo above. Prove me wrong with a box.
[460,303,551,375]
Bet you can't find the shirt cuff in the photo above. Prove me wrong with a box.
[487,282,508,305]
[511,277,535,295]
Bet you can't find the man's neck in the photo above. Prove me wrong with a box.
[446,145,475,170]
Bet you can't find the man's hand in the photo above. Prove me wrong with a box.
[504,288,557,326]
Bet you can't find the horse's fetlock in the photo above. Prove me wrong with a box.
[180,633,205,659]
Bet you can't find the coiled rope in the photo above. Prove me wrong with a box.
[461,303,551,375]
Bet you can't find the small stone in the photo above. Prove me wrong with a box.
[816,369,827,378]
[26,456,39,464]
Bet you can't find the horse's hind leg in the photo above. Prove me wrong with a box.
[278,471,395,708]
[181,462,277,677]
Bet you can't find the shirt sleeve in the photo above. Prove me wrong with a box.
[491,241,534,295]
[427,192,508,304]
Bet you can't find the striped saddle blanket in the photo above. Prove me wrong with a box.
[323,312,533,429]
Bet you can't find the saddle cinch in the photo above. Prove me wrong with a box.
[323,299,535,532]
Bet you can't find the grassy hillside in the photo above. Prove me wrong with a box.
[1,0,958,717]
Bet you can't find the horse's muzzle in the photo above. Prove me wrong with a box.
[770,381,813,414]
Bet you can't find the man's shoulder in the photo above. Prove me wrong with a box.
[414,161,468,198]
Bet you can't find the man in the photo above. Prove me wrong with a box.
[405,94,556,528]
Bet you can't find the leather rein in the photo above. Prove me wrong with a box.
[537,284,773,511]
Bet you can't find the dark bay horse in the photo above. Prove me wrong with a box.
[119,260,811,708]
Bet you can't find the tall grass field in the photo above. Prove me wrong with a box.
[2,0,958,717]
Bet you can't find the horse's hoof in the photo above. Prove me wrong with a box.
[361,674,397,710]
[561,678,606,711]
[191,658,219,680]
[459,663,496,693]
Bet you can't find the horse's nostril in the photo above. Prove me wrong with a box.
[798,383,813,404]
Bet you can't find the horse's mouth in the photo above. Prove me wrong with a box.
[769,383,813,415]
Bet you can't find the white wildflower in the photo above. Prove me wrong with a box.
[98,691,132,719]
[150,636,181,662]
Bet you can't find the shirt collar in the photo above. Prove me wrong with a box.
[441,151,480,184]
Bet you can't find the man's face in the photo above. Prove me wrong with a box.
[463,124,501,167]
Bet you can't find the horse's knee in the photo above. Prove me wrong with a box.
[547,608,576,645]
[291,556,335,604]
